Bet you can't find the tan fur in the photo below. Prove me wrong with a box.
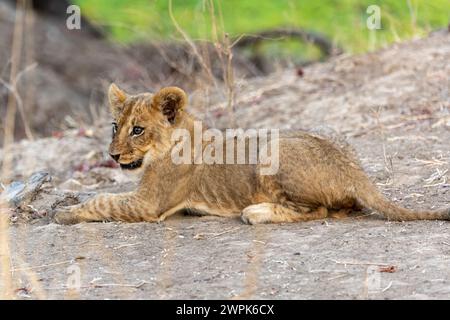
[54,84,450,225]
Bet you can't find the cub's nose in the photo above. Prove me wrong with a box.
[109,153,120,162]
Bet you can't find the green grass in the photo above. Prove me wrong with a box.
[74,0,449,54]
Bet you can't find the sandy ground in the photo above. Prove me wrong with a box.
[7,216,450,299]
[1,30,449,299]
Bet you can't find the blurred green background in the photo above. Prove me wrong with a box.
[74,0,449,54]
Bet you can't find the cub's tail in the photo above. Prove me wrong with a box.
[355,179,449,221]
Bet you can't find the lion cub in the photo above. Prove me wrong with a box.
[54,84,450,224]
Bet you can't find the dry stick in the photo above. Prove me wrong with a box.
[0,0,26,300]
[216,0,226,36]
[327,274,348,281]
[209,0,225,73]
[0,63,37,141]
[113,243,141,250]
[206,0,236,126]
[11,260,73,272]
[90,280,148,288]
[331,259,394,267]
[374,107,394,182]
[423,168,448,187]
[223,33,236,127]
[211,226,240,238]
[168,0,218,92]
[406,0,418,34]
[204,0,225,127]
[415,157,448,166]
[45,280,149,291]
[382,281,393,292]
[207,0,218,45]
[194,226,241,239]
[22,0,36,141]
[2,0,24,180]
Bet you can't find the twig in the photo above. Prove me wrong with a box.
[211,227,241,238]
[45,280,149,291]
[89,279,148,289]
[374,107,394,179]
[11,260,73,272]
[168,0,218,90]
[331,259,393,267]
[252,240,266,245]
[327,274,348,281]
[113,243,141,250]
[194,226,240,239]
[415,156,448,167]
[423,168,448,187]
[382,281,393,292]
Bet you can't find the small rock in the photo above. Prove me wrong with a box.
[0,171,51,207]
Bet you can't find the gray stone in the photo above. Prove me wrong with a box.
[1,171,51,207]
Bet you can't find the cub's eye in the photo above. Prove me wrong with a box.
[112,122,118,136]
[132,126,144,136]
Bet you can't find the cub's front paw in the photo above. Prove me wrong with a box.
[53,207,80,225]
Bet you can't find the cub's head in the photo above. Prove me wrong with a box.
[107,83,187,170]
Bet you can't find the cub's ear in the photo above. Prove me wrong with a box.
[152,87,187,124]
[108,83,127,116]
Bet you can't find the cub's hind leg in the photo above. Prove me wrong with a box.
[328,199,364,219]
[241,202,328,225]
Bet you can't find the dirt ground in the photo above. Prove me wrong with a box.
[1,29,449,299]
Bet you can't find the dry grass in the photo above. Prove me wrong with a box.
[0,0,43,300]
[167,0,242,126]
[0,0,26,299]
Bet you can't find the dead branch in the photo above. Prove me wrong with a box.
[234,28,341,57]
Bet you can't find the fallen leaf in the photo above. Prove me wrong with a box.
[379,265,397,273]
